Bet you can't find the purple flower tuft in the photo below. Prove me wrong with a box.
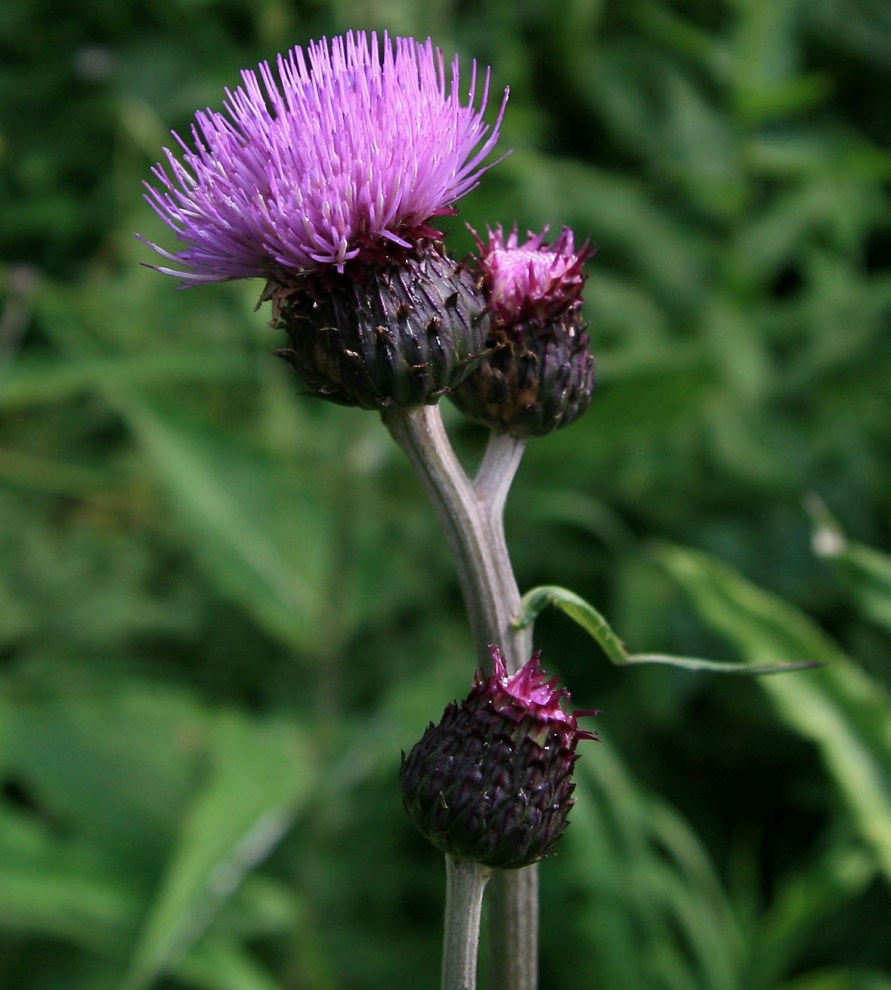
[479,225,591,321]
[484,644,599,741]
[140,32,508,284]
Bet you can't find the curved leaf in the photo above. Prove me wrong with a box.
[515,584,817,675]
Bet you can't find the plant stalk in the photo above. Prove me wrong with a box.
[442,855,492,990]
[383,405,538,990]
[382,406,531,665]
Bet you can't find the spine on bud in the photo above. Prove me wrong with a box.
[272,246,489,410]
[450,309,595,437]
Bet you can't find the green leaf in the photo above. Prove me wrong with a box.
[515,584,817,675]
[654,542,891,881]
[0,807,137,953]
[0,352,249,411]
[778,969,891,990]
[121,711,316,990]
[176,933,285,990]
[566,742,743,990]
[114,394,331,653]
[0,682,313,986]
[751,842,876,987]
[0,683,206,864]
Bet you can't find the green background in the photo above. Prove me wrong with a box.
[2,0,890,987]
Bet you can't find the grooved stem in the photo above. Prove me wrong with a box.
[383,405,538,990]
[487,860,539,990]
[382,406,529,666]
[442,856,492,990]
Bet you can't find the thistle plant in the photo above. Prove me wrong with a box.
[140,29,812,990]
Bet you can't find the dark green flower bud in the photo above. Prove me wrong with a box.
[400,645,598,869]
[271,243,489,410]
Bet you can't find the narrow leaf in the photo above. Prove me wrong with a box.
[0,352,248,411]
[568,742,743,990]
[654,542,891,881]
[0,808,137,953]
[515,584,817,674]
[177,933,285,990]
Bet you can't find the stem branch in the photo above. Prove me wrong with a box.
[383,405,539,990]
[382,406,527,666]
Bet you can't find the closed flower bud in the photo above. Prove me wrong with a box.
[400,645,598,869]
[450,226,596,436]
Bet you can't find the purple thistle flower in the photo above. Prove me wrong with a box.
[400,645,598,869]
[450,224,597,436]
[140,31,508,284]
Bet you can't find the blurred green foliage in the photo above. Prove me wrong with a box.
[2,0,891,987]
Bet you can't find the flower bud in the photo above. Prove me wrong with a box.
[450,226,596,437]
[272,244,489,409]
[400,645,598,869]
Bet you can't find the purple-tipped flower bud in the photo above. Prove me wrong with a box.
[400,645,598,869]
[450,226,596,436]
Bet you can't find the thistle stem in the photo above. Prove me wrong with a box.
[487,860,539,990]
[382,406,529,666]
[442,855,492,990]
[383,405,538,990]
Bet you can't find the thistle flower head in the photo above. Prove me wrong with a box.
[400,646,598,869]
[450,224,596,436]
[140,32,508,284]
